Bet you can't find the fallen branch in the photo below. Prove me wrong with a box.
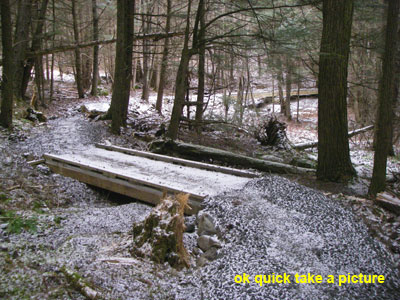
[376,192,400,215]
[27,159,46,166]
[150,140,315,175]
[28,32,183,58]
[60,266,102,300]
[293,125,374,150]
[179,118,251,135]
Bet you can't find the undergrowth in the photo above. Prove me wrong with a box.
[0,209,38,234]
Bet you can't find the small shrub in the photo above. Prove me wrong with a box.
[0,210,37,234]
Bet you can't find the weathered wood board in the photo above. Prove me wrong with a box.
[44,146,256,214]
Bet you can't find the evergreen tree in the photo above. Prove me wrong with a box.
[369,0,400,196]
[317,0,356,181]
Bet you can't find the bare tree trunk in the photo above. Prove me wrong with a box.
[109,0,135,134]
[272,78,275,113]
[195,0,206,133]
[155,0,171,114]
[90,0,99,96]
[131,42,138,90]
[317,0,356,181]
[72,0,85,98]
[21,0,49,99]
[277,70,284,114]
[0,0,14,128]
[236,75,245,125]
[167,0,193,140]
[369,0,399,196]
[296,81,301,122]
[13,0,32,100]
[49,0,56,102]
[285,64,292,121]
[141,0,150,102]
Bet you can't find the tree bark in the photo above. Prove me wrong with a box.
[167,0,193,140]
[49,0,56,102]
[150,140,315,175]
[72,0,85,98]
[21,0,49,99]
[277,69,285,114]
[369,0,399,196]
[0,0,14,128]
[317,0,356,181]
[155,0,171,114]
[285,63,292,120]
[109,0,135,134]
[13,0,32,100]
[141,0,151,102]
[90,0,99,96]
[195,0,206,133]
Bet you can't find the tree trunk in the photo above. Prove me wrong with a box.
[285,63,292,121]
[0,0,14,128]
[90,0,99,96]
[72,0,85,98]
[49,0,56,102]
[296,82,300,122]
[236,76,245,125]
[369,0,399,196]
[195,0,206,133]
[167,0,192,140]
[155,0,171,114]
[21,0,49,99]
[277,70,284,114]
[13,0,32,100]
[109,0,135,134]
[141,0,150,102]
[317,0,356,181]
[150,140,315,175]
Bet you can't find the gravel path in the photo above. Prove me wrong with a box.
[1,103,399,299]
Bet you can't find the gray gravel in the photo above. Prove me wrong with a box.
[3,176,396,299]
[1,106,399,299]
[187,176,400,300]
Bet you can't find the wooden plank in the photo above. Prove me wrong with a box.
[43,154,205,201]
[95,143,259,178]
[46,159,202,215]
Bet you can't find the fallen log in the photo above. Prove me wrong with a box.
[293,125,374,150]
[60,266,102,300]
[149,140,315,175]
[376,192,400,215]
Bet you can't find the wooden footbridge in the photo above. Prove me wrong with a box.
[42,144,259,214]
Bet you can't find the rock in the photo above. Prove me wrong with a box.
[203,247,218,261]
[3,157,12,166]
[23,153,35,161]
[192,247,200,255]
[197,213,218,236]
[196,256,208,268]
[197,235,221,252]
[0,243,8,251]
[25,108,47,122]
[185,216,196,233]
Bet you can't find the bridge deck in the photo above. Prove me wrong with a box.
[44,144,258,214]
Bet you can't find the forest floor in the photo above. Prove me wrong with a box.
[0,83,400,299]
